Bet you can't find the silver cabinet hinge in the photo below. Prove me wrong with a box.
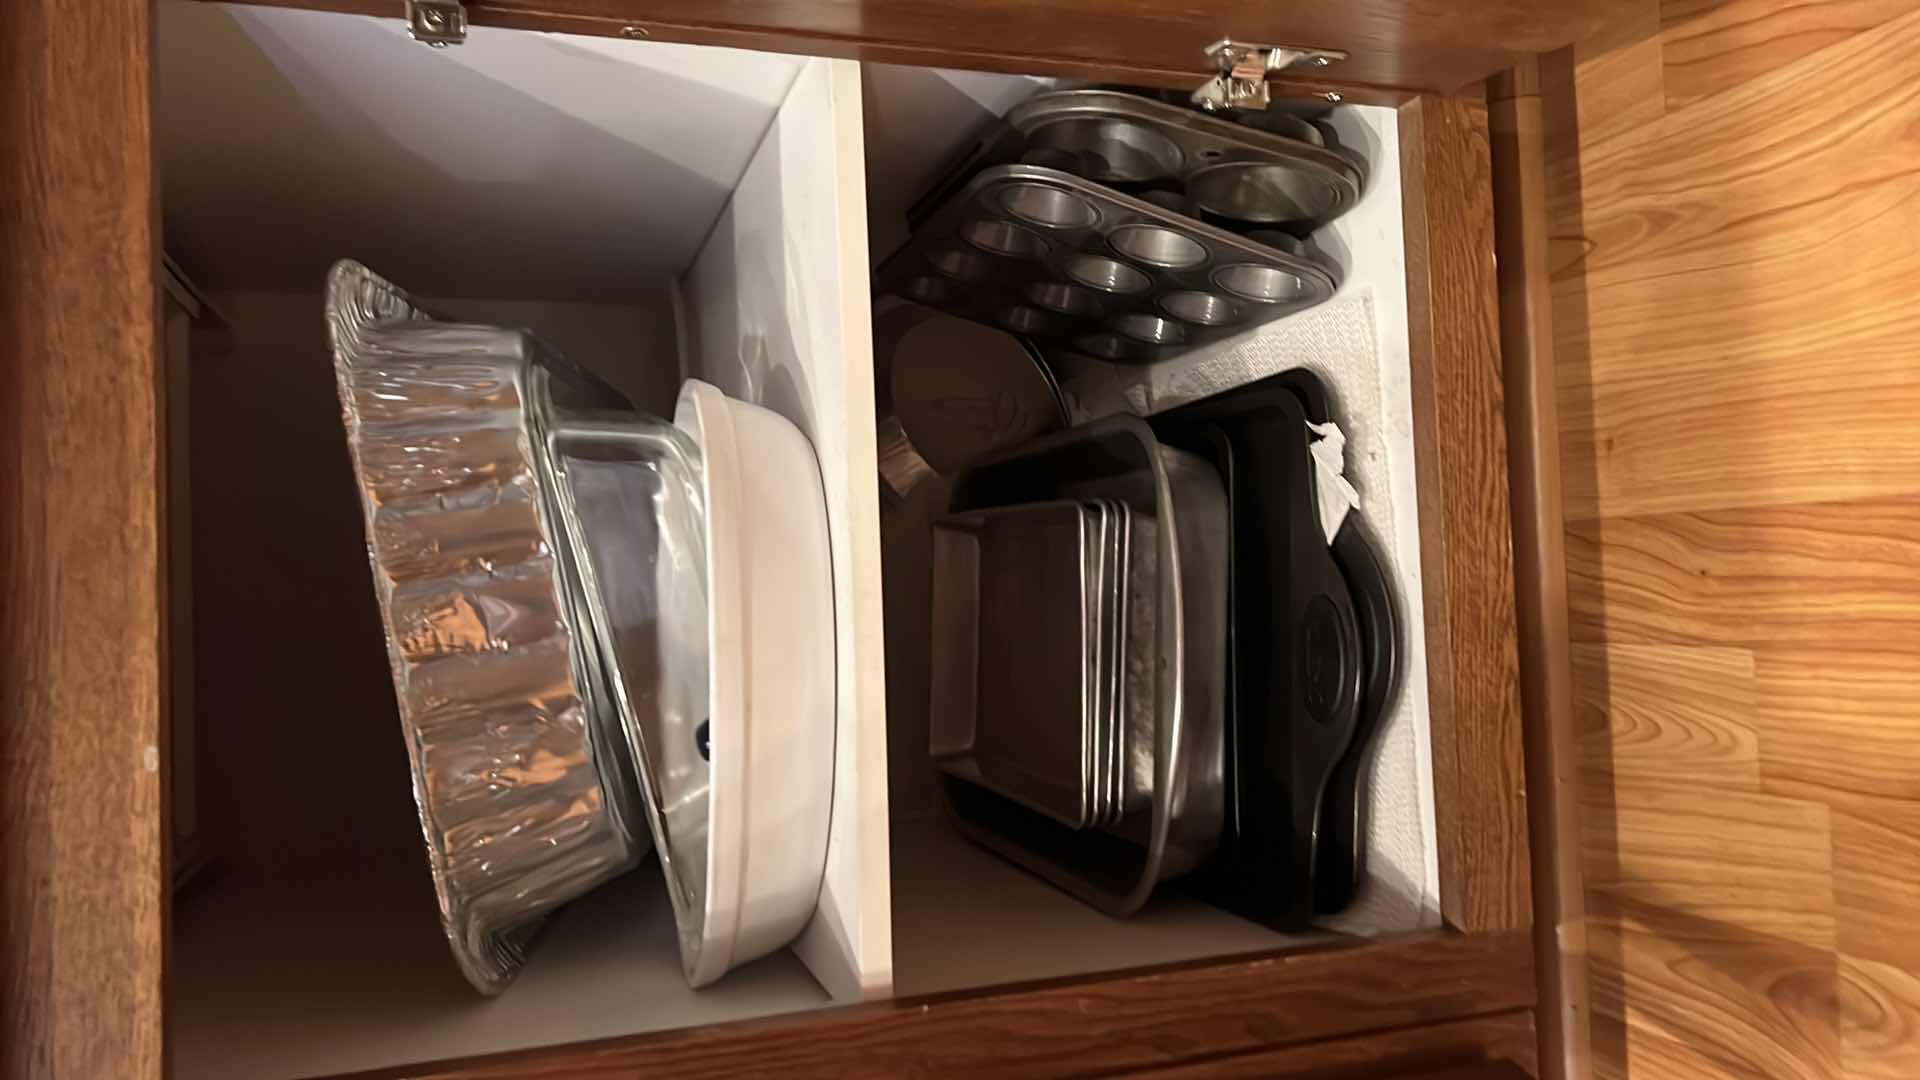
[1191,39,1348,111]
[406,0,468,47]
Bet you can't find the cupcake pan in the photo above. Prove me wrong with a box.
[905,89,1362,236]
[1002,91,1363,228]
[877,163,1339,367]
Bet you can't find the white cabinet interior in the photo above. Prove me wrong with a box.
[677,57,891,1003]
[159,5,1434,1077]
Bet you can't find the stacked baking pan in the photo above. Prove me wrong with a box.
[929,499,1152,830]
[878,90,1361,366]
[920,366,1401,926]
[929,418,1229,915]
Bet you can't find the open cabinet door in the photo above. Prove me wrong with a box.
[681,57,891,1000]
[1,0,168,1076]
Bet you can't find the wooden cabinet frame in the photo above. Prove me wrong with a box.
[2,1,1565,1075]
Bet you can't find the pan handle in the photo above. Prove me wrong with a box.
[1314,514,1402,915]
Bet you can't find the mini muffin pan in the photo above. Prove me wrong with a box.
[877,163,1340,366]
[995,90,1363,231]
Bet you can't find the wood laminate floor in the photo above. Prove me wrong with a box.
[1543,2,1920,1076]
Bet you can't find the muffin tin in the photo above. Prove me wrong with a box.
[877,163,1340,366]
[998,90,1364,229]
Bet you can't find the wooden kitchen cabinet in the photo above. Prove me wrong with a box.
[2,0,1594,1076]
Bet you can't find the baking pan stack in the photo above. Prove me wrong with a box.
[926,418,1230,916]
[920,370,1403,928]
[928,499,1150,830]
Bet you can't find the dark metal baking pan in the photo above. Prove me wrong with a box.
[1150,368,1398,927]
[1254,371,1403,916]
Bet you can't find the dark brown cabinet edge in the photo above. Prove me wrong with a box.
[215,0,1413,105]
[1125,1006,1537,1078]
[333,931,1535,1079]
[1398,92,1534,936]
[2,0,168,1077]
[211,0,1630,102]
[1489,61,1591,1080]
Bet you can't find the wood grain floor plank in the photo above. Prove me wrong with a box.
[1551,6,1920,519]
[1558,323,1920,521]
[1540,3,1662,307]
[1827,799,1920,971]
[1588,904,1841,1079]
[1589,1011,1743,1080]
[1584,779,1834,951]
[1566,498,1920,648]
[1566,7,1920,282]
[1659,0,1920,111]
[1549,3,1920,1077]
[1540,0,1665,165]
[1572,644,1759,791]
[1840,954,1920,1079]
[1755,649,1920,809]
